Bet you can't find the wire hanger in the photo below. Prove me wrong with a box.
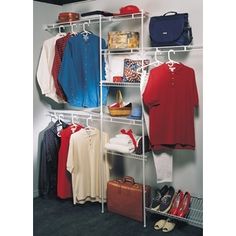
[166,49,179,68]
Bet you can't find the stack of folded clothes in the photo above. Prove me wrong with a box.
[105,133,136,154]
[105,129,151,154]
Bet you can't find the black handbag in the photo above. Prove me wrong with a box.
[149,11,193,47]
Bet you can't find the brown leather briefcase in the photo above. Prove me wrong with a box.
[107,176,151,222]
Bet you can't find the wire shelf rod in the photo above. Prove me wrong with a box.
[102,45,203,55]
[43,12,149,31]
[106,150,148,161]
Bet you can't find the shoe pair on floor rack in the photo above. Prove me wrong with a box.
[169,190,191,218]
[154,218,175,233]
[151,185,175,213]
[151,185,191,218]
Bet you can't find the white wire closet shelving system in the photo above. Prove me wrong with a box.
[43,10,203,229]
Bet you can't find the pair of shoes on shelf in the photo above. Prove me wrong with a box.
[159,186,175,213]
[151,185,169,211]
[169,191,191,218]
[154,218,175,232]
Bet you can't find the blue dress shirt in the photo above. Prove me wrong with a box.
[58,33,108,107]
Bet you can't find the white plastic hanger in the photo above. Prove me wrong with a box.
[166,49,179,67]
[70,23,77,35]
[56,114,64,137]
[58,25,66,36]
[57,114,64,125]
[81,22,91,36]
[71,114,78,133]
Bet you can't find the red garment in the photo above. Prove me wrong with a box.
[143,63,198,150]
[51,33,71,101]
[57,124,83,199]
[120,129,137,148]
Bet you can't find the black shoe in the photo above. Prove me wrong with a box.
[159,186,175,213]
[151,185,169,210]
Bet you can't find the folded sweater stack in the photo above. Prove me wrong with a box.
[105,134,137,154]
[105,129,151,154]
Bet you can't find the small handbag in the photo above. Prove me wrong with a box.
[149,11,193,47]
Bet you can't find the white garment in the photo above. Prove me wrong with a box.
[105,143,135,154]
[115,134,133,139]
[109,137,133,146]
[140,72,173,183]
[37,34,65,103]
[67,128,110,204]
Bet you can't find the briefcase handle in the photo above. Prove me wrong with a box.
[163,11,178,16]
[122,176,135,185]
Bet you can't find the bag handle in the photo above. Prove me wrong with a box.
[122,176,135,185]
[163,11,178,16]
[116,90,124,106]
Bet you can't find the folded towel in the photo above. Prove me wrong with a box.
[109,137,133,146]
[115,134,132,139]
[105,143,135,154]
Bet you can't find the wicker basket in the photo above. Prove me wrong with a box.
[108,90,132,117]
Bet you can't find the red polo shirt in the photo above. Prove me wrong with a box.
[143,63,198,150]
[57,124,83,199]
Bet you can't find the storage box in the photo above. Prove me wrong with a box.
[107,176,151,222]
[108,32,139,49]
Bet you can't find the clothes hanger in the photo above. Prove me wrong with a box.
[57,114,64,126]
[81,22,91,36]
[70,23,77,35]
[56,114,64,137]
[166,49,179,68]
[58,25,66,36]
[71,114,78,133]
[50,112,57,123]
[84,117,95,131]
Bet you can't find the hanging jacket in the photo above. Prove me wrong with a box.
[39,120,68,197]
[58,33,108,107]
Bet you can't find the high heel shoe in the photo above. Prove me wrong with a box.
[169,190,184,215]
[176,192,191,218]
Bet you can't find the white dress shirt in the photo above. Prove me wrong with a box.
[37,34,66,103]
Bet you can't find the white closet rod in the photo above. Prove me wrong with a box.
[44,20,97,31]
[47,110,142,126]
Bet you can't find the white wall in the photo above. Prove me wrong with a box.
[33,1,63,197]
[34,0,203,197]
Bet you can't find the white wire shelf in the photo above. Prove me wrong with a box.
[102,114,143,126]
[47,110,143,126]
[146,196,203,228]
[43,12,148,31]
[101,81,140,88]
[106,150,148,161]
[102,45,203,55]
